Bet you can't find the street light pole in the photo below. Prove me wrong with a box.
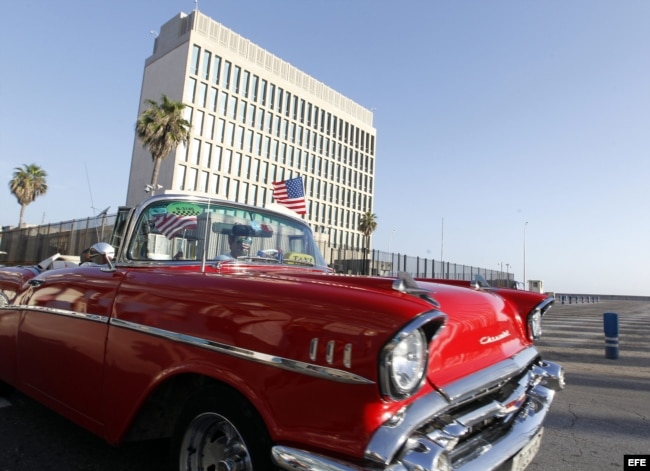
[524,221,528,290]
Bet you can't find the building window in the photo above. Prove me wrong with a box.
[244,129,253,153]
[223,61,232,90]
[235,126,244,150]
[249,184,257,205]
[211,174,219,195]
[188,167,198,191]
[227,95,237,120]
[201,50,211,80]
[233,66,241,94]
[232,153,241,175]
[176,165,187,190]
[237,100,246,123]
[213,145,222,171]
[277,88,283,114]
[259,79,266,106]
[221,176,230,198]
[247,104,255,127]
[191,45,200,75]
[206,114,215,140]
[251,75,259,102]
[209,87,217,112]
[190,139,201,165]
[203,143,212,168]
[268,83,275,109]
[216,118,225,142]
[256,108,264,131]
[251,158,259,180]
[223,149,232,173]
[254,133,262,155]
[284,92,291,117]
[229,179,238,201]
[197,82,207,107]
[218,91,227,116]
[193,111,204,137]
[241,70,250,98]
[240,181,249,203]
[212,55,222,85]
[185,78,197,103]
[225,122,235,146]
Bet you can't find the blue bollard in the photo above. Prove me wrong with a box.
[603,312,619,359]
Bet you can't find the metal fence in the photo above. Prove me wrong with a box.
[0,213,510,284]
[0,215,117,265]
[328,247,508,283]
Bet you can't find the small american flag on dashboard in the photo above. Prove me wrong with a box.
[272,176,307,214]
[153,213,198,239]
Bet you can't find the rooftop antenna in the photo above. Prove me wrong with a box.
[194,0,198,11]
[84,162,96,215]
[85,162,109,241]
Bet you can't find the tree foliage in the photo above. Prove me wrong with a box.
[9,163,48,227]
[135,95,191,189]
[358,212,378,274]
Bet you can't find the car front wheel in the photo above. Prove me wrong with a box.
[172,385,274,471]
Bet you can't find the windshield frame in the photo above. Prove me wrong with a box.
[117,194,328,270]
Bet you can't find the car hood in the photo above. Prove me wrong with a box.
[212,269,541,389]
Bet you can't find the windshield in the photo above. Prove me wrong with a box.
[125,197,328,268]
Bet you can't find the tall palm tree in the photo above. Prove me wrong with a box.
[9,164,48,227]
[358,211,378,275]
[135,94,191,190]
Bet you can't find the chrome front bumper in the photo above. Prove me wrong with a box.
[272,348,565,471]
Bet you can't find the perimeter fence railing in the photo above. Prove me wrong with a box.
[0,215,117,265]
[327,246,509,283]
[0,214,511,284]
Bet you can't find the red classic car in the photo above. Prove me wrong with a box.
[0,194,563,471]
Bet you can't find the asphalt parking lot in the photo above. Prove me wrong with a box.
[530,300,650,470]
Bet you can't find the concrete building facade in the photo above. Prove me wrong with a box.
[126,10,376,254]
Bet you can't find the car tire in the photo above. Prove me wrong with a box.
[171,384,275,471]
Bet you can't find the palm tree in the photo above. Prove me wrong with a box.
[358,211,378,275]
[9,164,48,227]
[135,94,191,191]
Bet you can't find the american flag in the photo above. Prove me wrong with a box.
[153,213,198,239]
[272,177,307,214]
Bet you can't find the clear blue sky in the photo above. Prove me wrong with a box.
[1,1,648,296]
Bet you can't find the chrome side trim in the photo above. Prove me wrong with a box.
[110,318,374,385]
[1,304,109,324]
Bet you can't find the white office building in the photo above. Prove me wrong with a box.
[126,10,376,255]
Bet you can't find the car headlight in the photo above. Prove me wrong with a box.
[381,328,428,400]
[528,309,543,340]
[528,297,554,340]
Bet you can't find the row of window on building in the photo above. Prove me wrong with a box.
[184,89,373,175]
[190,45,375,154]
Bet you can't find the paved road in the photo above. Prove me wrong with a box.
[0,300,648,470]
[530,300,650,470]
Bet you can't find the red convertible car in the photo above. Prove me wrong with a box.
[0,194,563,471]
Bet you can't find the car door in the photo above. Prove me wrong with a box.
[16,266,124,434]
